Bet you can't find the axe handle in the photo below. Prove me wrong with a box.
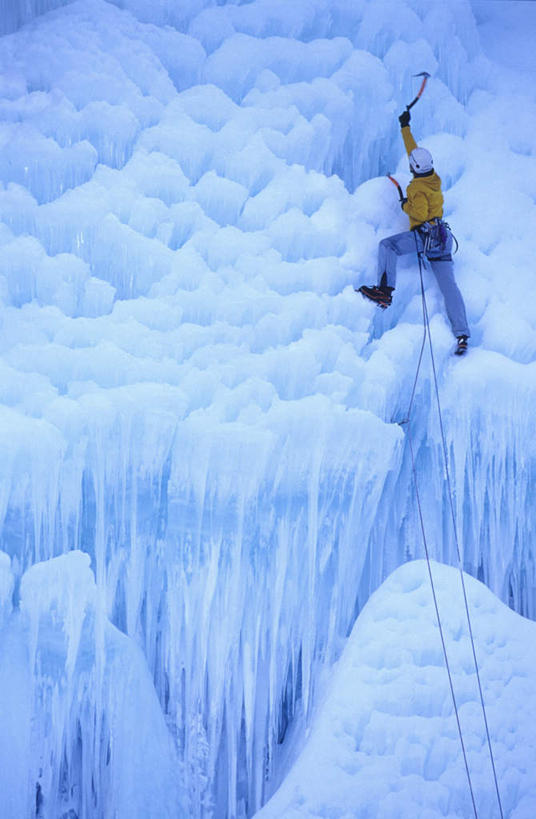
[406,75,429,110]
[387,175,405,202]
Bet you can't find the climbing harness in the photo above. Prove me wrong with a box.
[400,233,504,819]
[417,219,459,259]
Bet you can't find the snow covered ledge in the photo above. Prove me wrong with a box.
[256,560,536,818]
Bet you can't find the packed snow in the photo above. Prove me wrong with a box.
[257,560,536,819]
[0,0,535,816]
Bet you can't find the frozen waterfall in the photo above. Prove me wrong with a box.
[0,0,535,816]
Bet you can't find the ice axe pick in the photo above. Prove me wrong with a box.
[406,71,431,111]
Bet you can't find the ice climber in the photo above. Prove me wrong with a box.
[359,109,470,356]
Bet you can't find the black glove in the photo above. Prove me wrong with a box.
[399,109,410,128]
[400,197,408,210]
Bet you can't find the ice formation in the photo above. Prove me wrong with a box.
[0,0,535,816]
[0,551,182,817]
[258,560,536,819]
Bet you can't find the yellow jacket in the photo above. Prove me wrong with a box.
[401,125,443,230]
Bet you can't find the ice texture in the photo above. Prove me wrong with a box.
[257,560,536,818]
[0,0,535,817]
[0,551,182,817]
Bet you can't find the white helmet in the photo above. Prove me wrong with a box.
[409,147,433,174]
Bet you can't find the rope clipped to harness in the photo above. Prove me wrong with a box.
[390,76,502,815]
[403,232,505,819]
[418,219,459,258]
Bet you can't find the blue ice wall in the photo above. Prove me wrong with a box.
[0,1,535,817]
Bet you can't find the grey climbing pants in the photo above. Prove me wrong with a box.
[377,228,470,338]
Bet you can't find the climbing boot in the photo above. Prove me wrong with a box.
[358,285,393,309]
[455,335,468,356]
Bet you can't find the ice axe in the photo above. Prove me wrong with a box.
[405,71,431,111]
[386,74,431,203]
[386,174,405,203]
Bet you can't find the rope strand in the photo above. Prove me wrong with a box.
[405,236,479,818]
[415,240,505,819]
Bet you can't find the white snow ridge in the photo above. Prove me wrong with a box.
[257,561,536,819]
[0,0,535,817]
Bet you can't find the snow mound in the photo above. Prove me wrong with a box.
[257,560,536,819]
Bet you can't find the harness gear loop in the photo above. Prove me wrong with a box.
[417,219,459,257]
